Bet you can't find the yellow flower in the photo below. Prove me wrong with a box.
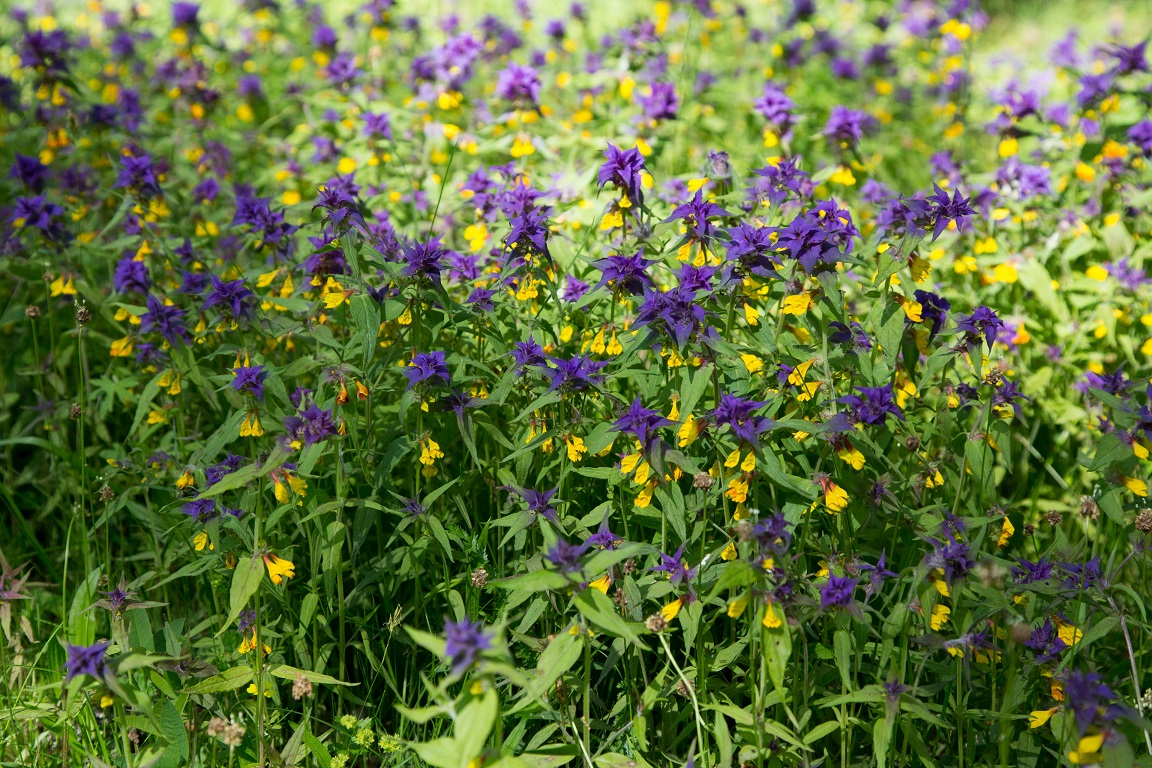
[1121,475,1147,496]
[726,475,750,503]
[419,437,444,466]
[727,595,748,618]
[678,413,701,447]
[930,603,950,630]
[661,597,684,621]
[1068,733,1104,765]
[930,570,950,597]
[193,531,212,552]
[744,302,760,326]
[837,446,865,470]
[620,452,642,475]
[741,353,764,374]
[263,553,295,585]
[1055,617,1082,646]
[910,254,932,283]
[635,480,656,508]
[176,468,195,489]
[1028,708,1057,729]
[247,682,274,697]
[781,292,812,315]
[50,273,77,296]
[721,541,737,561]
[724,448,741,468]
[740,452,756,473]
[761,600,783,629]
[565,435,587,462]
[588,574,611,594]
[633,461,651,486]
[997,517,1014,548]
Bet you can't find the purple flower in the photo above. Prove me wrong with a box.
[465,288,496,312]
[614,398,674,455]
[206,453,247,487]
[401,238,447,284]
[828,321,872,351]
[598,143,647,207]
[839,385,904,426]
[824,106,873,149]
[232,365,267,402]
[1129,120,1152,155]
[651,546,696,586]
[585,516,622,550]
[594,250,656,295]
[495,61,541,106]
[923,184,976,241]
[10,195,69,242]
[10,154,49,192]
[113,255,150,294]
[1025,619,1067,665]
[754,83,795,130]
[203,275,254,321]
[546,537,588,573]
[922,532,973,585]
[114,154,163,199]
[559,275,590,302]
[141,295,190,345]
[820,574,858,610]
[443,617,492,675]
[510,338,546,372]
[363,111,393,141]
[712,393,772,445]
[665,190,733,247]
[1064,670,1126,736]
[284,404,338,447]
[635,287,707,350]
[723,223,782,281]
[638,81,679,121]
[514,486,559,523]
[859,552,897,598]
[775,200,859,274]
[955,306,1004,351]
[405,352,451,389]
[914,290,950,340]
[64,641,111,682]
[183,498,217,522]
[172,2,200,26]
[539,355,608,393]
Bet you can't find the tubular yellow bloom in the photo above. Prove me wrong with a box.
[997,517,1014,548]
[176,468,195,489]
[727,595,748,618]
[721,541,737,561]
[930,603,950,630]
[661,597,684,621]
[565,435,587,462]
[761,600,783,629]
[588,574,611,594]
[263,553,295,585]
[1028,707,1057,729]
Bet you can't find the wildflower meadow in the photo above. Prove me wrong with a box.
[4,0,1152,765]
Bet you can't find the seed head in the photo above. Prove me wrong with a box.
[471,567,489,588]
[645,613,668,633]
[25,305,41,319]
[1135,510,1152,533]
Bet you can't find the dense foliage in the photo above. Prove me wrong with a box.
[3,0,1152,766]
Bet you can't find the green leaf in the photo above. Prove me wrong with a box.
[574,588,646,646]
[455,686,499,767]
[182,666,254,695]
[762,620,792,693]
[1086,432,1131,471]
[491,569,571,594]
[302,727,332,768]
[268,664,357,686]
[510,631,583,713]
[350,294,379,364]
[218,554,264,636]
[68,569,100,646]
[874,715,894,768]
[833,629,853,690]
